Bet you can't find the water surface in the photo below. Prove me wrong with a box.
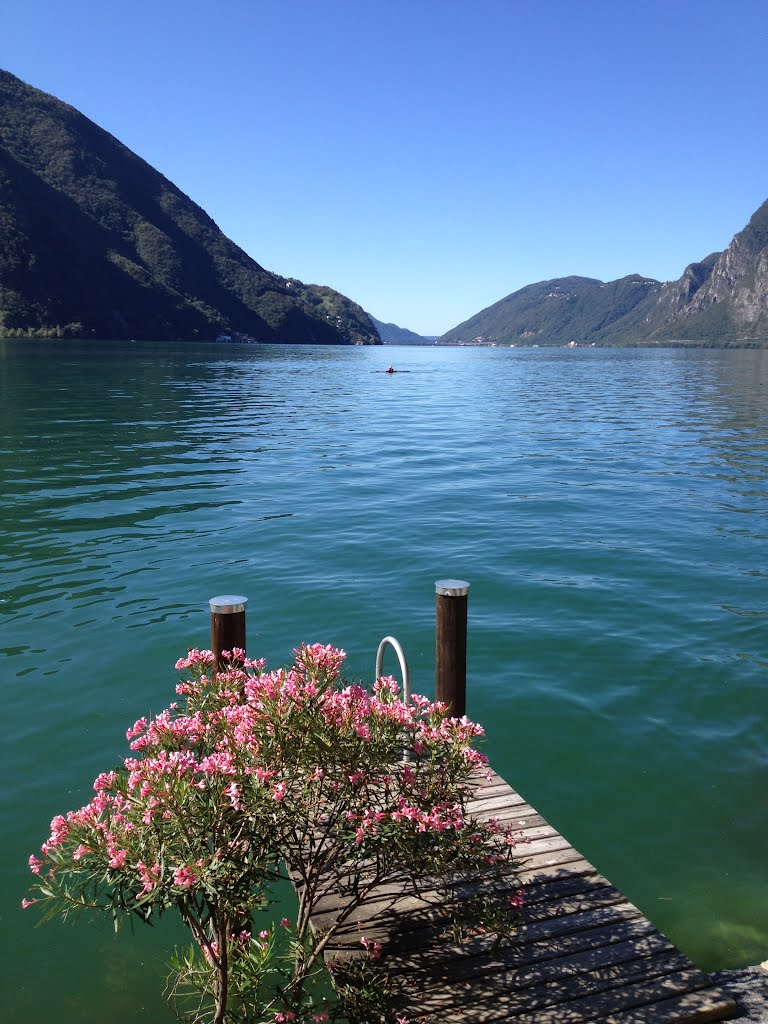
[2,341,767,1022]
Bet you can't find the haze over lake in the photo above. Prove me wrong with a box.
[3,340,767,1023]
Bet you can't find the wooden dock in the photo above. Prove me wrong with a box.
[313,768,739,1024]
[206,589,740,1022]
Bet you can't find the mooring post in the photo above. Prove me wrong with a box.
[209,594,248,668]
[435,579,470,718]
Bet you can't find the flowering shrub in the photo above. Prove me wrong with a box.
[25,644,522,1023]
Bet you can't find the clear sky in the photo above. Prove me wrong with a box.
[4,0,768,335]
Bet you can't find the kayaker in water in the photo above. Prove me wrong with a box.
[386,365,396,373]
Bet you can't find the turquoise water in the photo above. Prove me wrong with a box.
[2,340,767,1021]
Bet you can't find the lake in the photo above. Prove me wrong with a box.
[2,340,767,1022]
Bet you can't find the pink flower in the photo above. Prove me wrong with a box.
[126,717,148,741]
[175,648,215,670]
[259,929,269,939]
[313,1014,329,1022]
[137,861,161,893]
[93,771,118,791]
[173,865,197,888]
[508,887,525,909]
[280,917,291,928]
[21,898,37,909]
[272,781,287,801]
[108,849,127,869]
[45,815,69,849]
[360,936,382,959]
[28,855,43,875]
[73,844,91,861]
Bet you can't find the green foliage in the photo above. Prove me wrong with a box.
[133,221,182,287]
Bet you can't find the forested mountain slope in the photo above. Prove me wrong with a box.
[0,70,378,343]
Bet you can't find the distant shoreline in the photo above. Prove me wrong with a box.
[2,335,768,350]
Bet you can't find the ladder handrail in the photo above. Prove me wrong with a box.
[374,635,411,706]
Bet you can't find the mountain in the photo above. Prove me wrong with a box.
[439,198,768,347]
[439,275,660,347]
[369,316,435,345]
[0,70,379,344]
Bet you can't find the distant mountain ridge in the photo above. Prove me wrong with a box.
[369,316,435,345]
[439,198,768,347]
[0,69,379,343]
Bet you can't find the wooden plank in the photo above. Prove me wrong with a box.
[465,789,539,812]
[379,917,663,979]
[511,970,731,1024]
[319,861,623,943]
[522,870,609,905]
[524,887,634,924]
[393,950,696,1019]
[483,809,551,831]
[325,890,646,956]
[404,970,724,1023]
[384,930,678,994]
[518,844,596,872]
[471,769,508,789]
[603,988,740,1023]
[466,780,519,800]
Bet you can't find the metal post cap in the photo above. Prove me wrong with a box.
[434,579,470,597]
[208,595,248,614]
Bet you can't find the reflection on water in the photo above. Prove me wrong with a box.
[2,341,768,1021]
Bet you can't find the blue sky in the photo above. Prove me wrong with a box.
[4,0,768,335]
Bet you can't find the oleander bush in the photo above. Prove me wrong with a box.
[25,644,522,1024]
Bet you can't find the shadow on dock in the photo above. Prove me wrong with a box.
[319,771,738,1024]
